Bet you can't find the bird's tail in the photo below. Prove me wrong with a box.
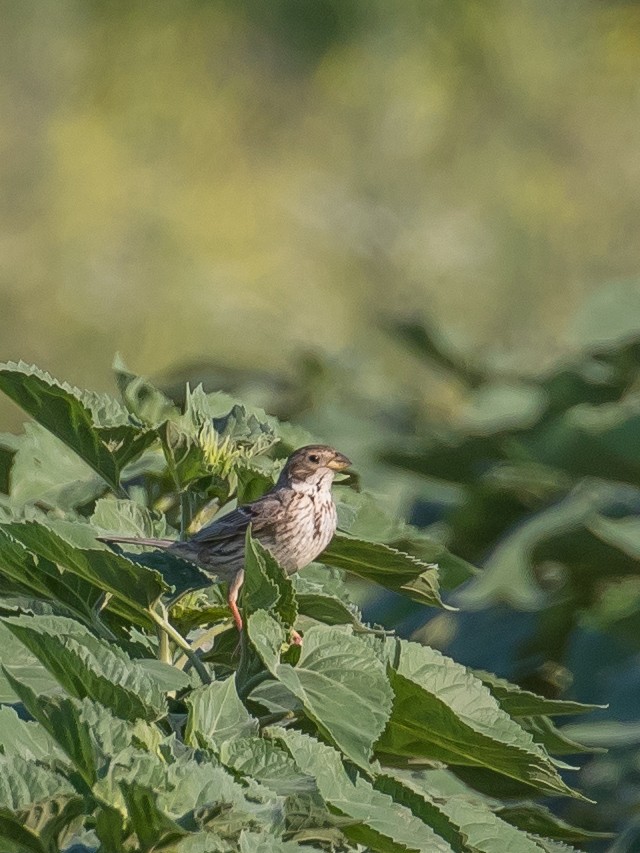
[96,535,176,549]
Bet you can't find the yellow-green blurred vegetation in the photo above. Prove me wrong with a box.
[3,0,640,430]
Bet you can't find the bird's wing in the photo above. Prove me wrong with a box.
[187,495,284,545]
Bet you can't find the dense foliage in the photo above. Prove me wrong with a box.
[0,361,608,852]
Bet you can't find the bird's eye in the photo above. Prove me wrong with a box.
[308,453,320,463]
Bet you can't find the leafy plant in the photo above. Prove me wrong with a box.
[0,360,606,852]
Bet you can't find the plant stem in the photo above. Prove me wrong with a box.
[174,620,233,670]
[238,669,272,700]
[148,605,211,685]
[258,711,295,727]
[156,602,172,665]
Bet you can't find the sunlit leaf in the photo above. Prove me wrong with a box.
[322,534,448,609]
[0,361,156,491]
[269,727,454,852]
[248,612,392,770]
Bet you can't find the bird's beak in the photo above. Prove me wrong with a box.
[327,452,352,471]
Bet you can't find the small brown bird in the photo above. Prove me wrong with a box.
[99,445,351,637]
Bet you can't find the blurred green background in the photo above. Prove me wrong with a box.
[3,0,640,427]
[4,1,640,848]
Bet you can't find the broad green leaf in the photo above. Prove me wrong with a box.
[119,782,189,851]
[10,423,105,510]
[335,491,476,589]
[210,404,277,454]
[375,638,584,799]
[185,676,258,749]
[241,533,280,618]
[495,803,613,843]
[322,533,448,609]
[296,592,365,630]
[0,753,74,811]
[474,670,604,716]
[219,737,316,796]
[437,794,554,853]
[0,706,63,762]
[0,527,111,630]
[0,361,156,491]
[0,623,61,702]
[91,497,170,539]
[243,532,297,627]
[372,773,467,852]
[248,680,302,716]
[3,614,168,722]
[248,612,393,771]
[269,728,454,852]
[4,674,98,788]
[1,521,167,610]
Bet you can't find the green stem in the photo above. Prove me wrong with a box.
[238,669,272,700]
[258,711,295,728]
[174,620,234,671]
[148,606,211,685]
[156,602,172,665]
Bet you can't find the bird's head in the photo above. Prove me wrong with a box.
[279,445,352,487]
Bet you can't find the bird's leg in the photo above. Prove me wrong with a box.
[228,569,245,634]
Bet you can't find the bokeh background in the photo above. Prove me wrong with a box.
[3,1,640,848]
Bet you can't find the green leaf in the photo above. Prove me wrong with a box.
[91,497,170,539]
[219,737,316,797]
[3,614,168,722]
[9,423,105,510]
[0,527,109,630]
[113,354,181,427]
[243,532,297,627]
[322,533,448,609]
[372,773,467,852]
[269,728,454,852]
[119,782,189,852]
[0,622,61,702]
[296,592,365,630]
[519,716,602,756]
[185,676,258,749]
[335,491,476,589]
[375,638,584,799]
[1,521,167,611]
[474,670,604,716]
[436,794,555,853]
[0,706,63,762]
[496,803,613,843]
[0,753,74,811]
[0,361,156,491]
[3,674,98,788]
[247,612,393,771]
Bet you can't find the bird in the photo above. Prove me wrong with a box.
[98,445,351,640]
